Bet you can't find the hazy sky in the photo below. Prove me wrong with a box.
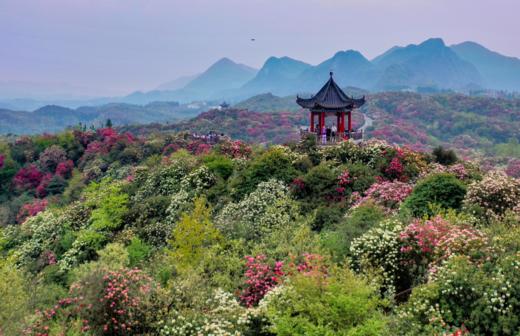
[1,0,519,97]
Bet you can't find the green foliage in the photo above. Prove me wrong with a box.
[403,173,467,217]
[264,267,388,336]
[432,146,458,165]
[0,258,29,336]
[233,147,299,198]
[203,153,234,179]
[127,237,151,267]
[168,197,222,271]
[323,201,385,261]
[86,179,129,231]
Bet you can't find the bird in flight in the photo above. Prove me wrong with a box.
[251,38,256,42]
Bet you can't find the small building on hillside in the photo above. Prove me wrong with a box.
[296,72,365,144]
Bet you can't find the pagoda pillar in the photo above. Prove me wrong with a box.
[348,111,352,133]
[319,113,325,134]
[339,111,345,134]
[310,112,315,132]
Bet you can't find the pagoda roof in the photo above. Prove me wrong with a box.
[296,72,365,110]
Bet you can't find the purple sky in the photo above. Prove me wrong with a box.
[1,0,519,97]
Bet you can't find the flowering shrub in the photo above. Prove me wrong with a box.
[395,254,520,336]
[355,180,413,211]
[24,268,159,335]
[506,159,520,178]
[399,216,489,281]
[13,165,44,192]
[350,219,407,297]
[0,154,4,169]
[133,153,196,202]
[55,159,74,178]
[239,255,284,307]
[385,156,405,180]
[38,145,67,172]
[159,289,251,336]
[219,140,252,159]
[464,170,520,221]
[16,199,48,223]
[216,179,297,240]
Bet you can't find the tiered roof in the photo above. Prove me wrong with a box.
[296,72,365,110]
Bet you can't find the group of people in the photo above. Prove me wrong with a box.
[316,123,339,144]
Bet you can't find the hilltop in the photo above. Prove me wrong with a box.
[0,127,519,335]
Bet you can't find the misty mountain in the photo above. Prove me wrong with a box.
[181,58,258,98]
[298,50,378,92]
[0,101,204,135]
[373,38,482,90]
[240,57,311,96]
[451,41,520,91]
[156,74,200,91]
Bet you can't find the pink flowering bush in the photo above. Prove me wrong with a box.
[24,268,159,335]
[239,255,284,307]
[400,216,489,280]
[355,180,413,211]
[38,145,67,172]
[506,159,520,178]
[16,199,48,223]
[220,140,252,159]
[0,154,4,169]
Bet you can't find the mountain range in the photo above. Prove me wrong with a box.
[143,38,520,103]
[0,101,207,135]
[2,38,520,111]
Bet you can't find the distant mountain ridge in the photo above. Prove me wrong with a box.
[124,38,515,104]
[451,41,520,92]
[0,101,205,135]
[2,38,520,111]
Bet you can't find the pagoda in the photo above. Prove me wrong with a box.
[296,72,365,142]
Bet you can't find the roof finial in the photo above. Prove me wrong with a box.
[330,71,333,77]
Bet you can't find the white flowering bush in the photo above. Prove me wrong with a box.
[15,210,64,268]
[395,253,520,336]
[350,218,407,297]
[216,179,298,240]
[133,156,196,202]
[464,170,520,221]
[180,165,216,195]
[159,289,251,336]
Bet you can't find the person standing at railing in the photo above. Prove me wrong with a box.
[331,123,337,142]
[321,125,327,144]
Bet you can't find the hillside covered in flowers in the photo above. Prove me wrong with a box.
[0,127,520,335]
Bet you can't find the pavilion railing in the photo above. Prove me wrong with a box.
[300,129,363,144]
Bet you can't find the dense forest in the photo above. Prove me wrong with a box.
[1,126,520,335]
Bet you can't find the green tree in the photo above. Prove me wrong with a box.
[403,173,467,217]
[168,197,222,270]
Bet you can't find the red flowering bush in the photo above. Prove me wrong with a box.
[16,199,48,223]
[35,173,53,198]
[55,160,74,178]
[0,154,4,169]
[24,268,159,335]
[385,157,404,180]
[337,170,352,187]
[239,255,284,307]
[13,165,44,192]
